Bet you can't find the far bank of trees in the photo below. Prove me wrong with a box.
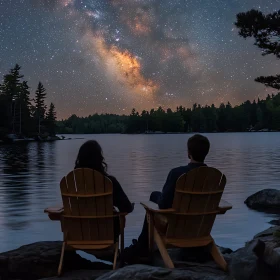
[0,64,57,139]
[56,93,280,134]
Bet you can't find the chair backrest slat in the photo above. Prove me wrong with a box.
[166,167,226,239]
[60,168,114,243]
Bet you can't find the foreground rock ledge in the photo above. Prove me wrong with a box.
[42,264,230,280]
[0,241,110,280]
[1,227,280,280]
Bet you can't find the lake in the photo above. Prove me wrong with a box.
[0,133,279,254]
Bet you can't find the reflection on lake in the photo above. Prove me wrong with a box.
[0,133,280,252]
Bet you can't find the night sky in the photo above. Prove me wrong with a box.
[0,0,279,119]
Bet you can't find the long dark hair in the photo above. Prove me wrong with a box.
[75,140,108,174]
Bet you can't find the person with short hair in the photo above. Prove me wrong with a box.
[122,134,210,264]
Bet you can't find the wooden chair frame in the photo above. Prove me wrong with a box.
[141,167,232,271]
[44,168,128,275]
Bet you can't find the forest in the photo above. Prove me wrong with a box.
[0,64,57,140]
[56,94,280,134]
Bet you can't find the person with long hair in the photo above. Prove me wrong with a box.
[75,140,134,230]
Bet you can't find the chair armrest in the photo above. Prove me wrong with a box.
[140,201,175,213]
[44,206,64,221]
[44,206,64,214]
[218,199,232,214]
[113,212,128,231]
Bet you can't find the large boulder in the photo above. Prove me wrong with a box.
[229,241,258,280]
[226,226,280,280]
[0,241,110,280]
[244,189,280,211]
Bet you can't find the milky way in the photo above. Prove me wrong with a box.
[0,0,279,118]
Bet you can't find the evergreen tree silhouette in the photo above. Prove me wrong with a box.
[0,64,24,133]
[235,9,280,89]
[46,102,57,136]
[35,82,47,134]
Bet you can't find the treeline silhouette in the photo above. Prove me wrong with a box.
[57,93,280,134]
[0,64,57,139]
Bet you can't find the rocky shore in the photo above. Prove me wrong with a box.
[0,189,279,280]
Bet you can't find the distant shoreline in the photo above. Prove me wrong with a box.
[1,130,279,145]
[57,130,279,135]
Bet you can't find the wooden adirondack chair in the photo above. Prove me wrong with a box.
[141,166,232,271]
[46,168,127,275]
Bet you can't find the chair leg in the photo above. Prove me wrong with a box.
[113,241,119,270]
[210,240,228,271]
[154,228,174,268]
[147,212,154,252]
[119,216,125,253]
[58,242,66,276]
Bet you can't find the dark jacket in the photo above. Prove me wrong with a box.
[158,162,207,209]
[107,175,134,213]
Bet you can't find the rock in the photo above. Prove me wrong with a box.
[40,270,105,280]
[254,226,280,239]
[218,246,233,255]
[96,264,231,280]
[253,240,280,268]
[228,241,258,280]
[244,189,280,211]
[251,240,280,279]
[228,226,280,280]
[269,219,280,226]
[0,241,111,280]
[272,248,280,264]
[152,246,232,268]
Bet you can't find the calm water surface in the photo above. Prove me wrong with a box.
[0,133,280,254]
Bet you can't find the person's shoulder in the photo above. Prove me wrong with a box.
[107,174,117,182]
[106,175,122,187]
[169,165,189,177]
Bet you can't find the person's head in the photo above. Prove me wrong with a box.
[187,134,210,163]
[75,140,107,174]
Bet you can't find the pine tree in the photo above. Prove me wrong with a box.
[0,64,23,98]
[235,9,280,89]
[0,93,10,136]
[18,81,32,135]
[0,64,24,133]
[46,103,57,136]
[250,100,258,127]
[35,82,47,134]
